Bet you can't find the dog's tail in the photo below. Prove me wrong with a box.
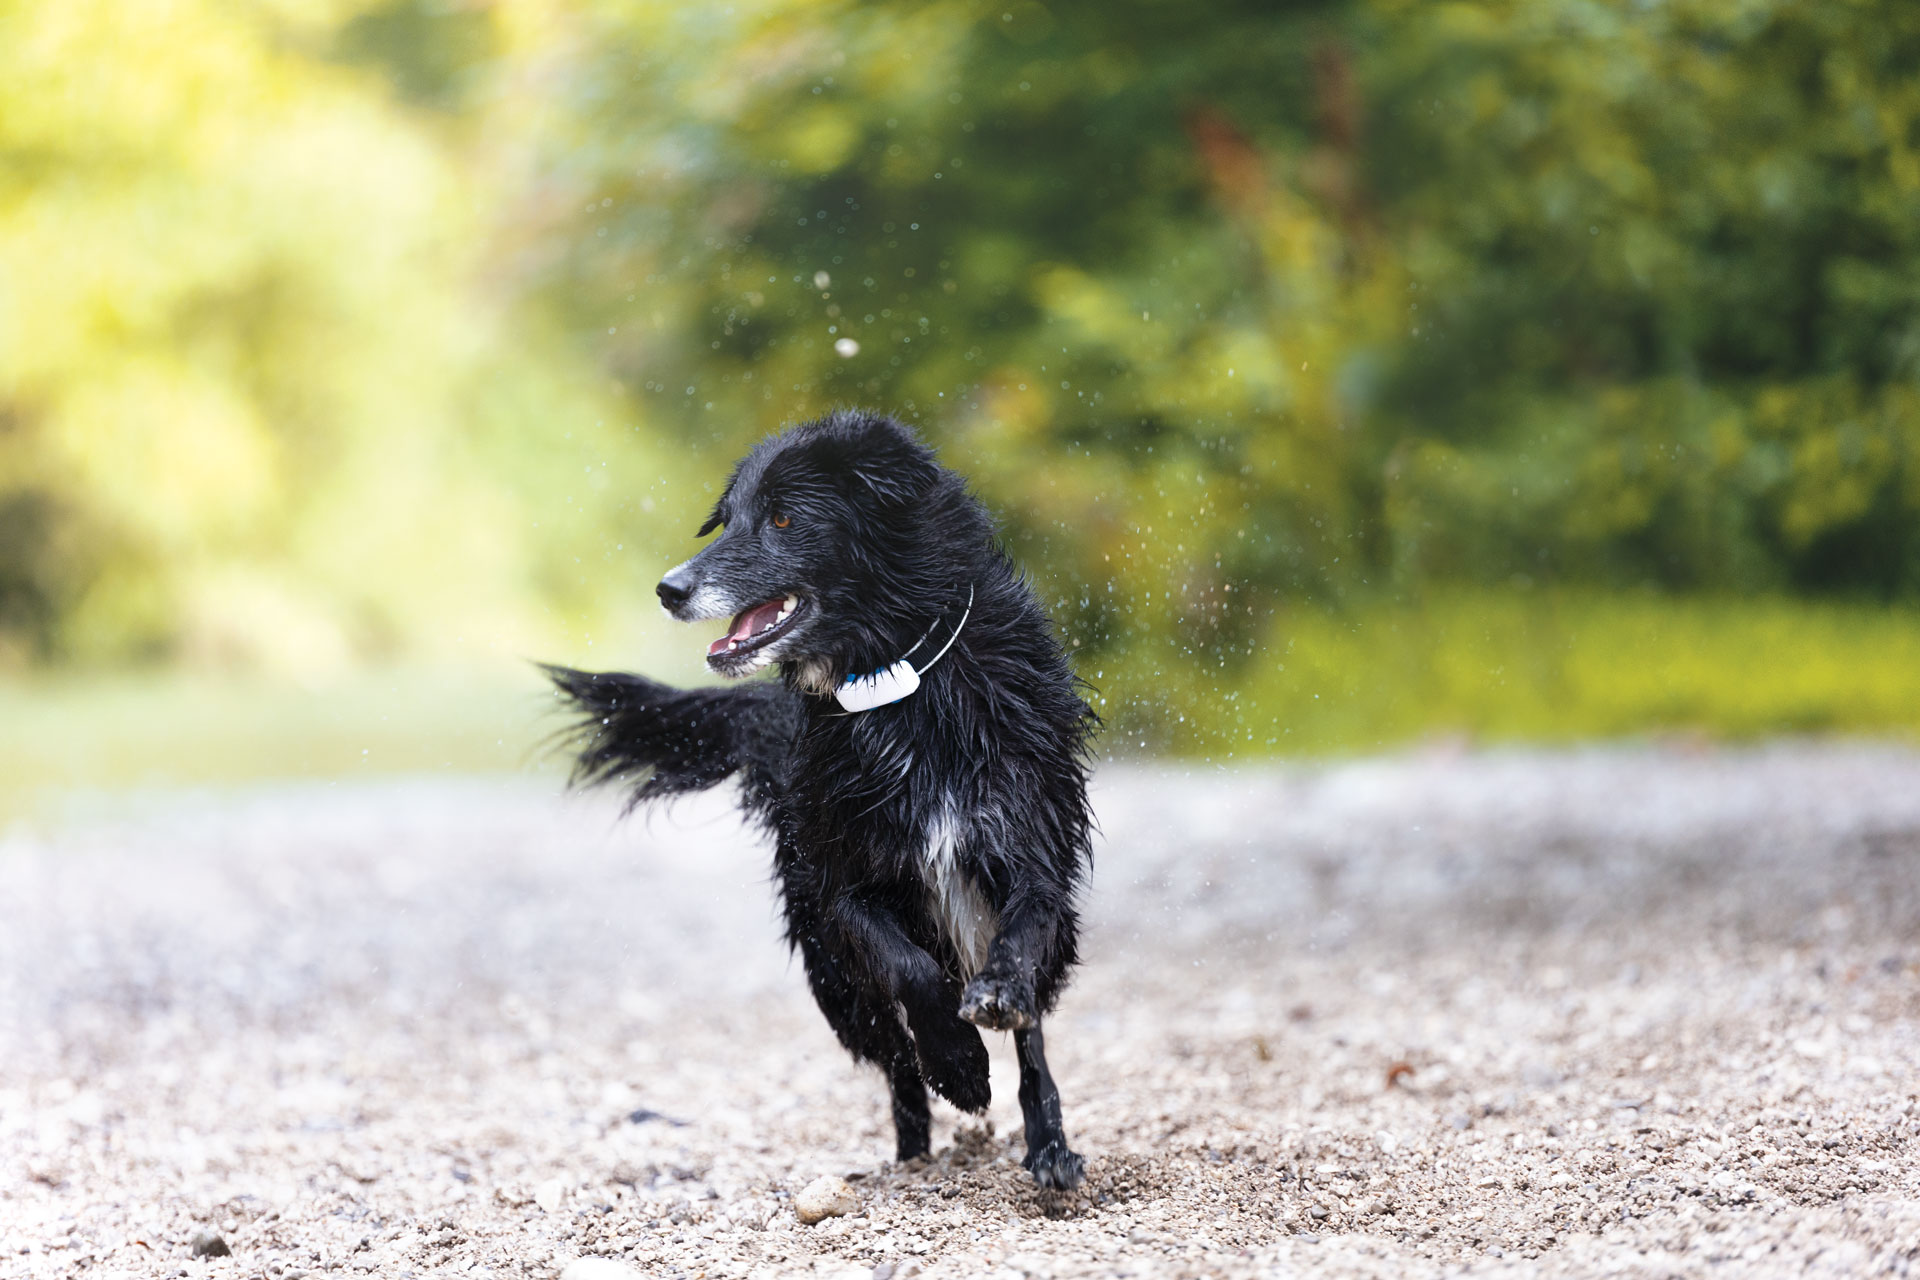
[541,665,800,822]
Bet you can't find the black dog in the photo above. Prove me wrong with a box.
[545,410,1096,1189]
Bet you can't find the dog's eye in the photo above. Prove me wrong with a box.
[772,513,791,529]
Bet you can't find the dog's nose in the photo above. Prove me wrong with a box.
[657,568,695,612]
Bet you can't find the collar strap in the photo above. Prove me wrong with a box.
[831,585,974,714]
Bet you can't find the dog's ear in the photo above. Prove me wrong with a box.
[848,454,936,505]
[837,420,939,506]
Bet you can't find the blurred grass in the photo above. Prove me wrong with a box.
[0,667,569,826]
[6,592,1919,826]
[1104,591,1920,758]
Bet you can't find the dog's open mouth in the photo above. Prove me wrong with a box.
[707,594,807,660]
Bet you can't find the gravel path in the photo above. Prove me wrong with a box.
[4,744,1920,1279]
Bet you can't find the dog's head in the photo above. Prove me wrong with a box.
[656,410,961,681]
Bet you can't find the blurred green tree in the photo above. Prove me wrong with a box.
[504,0,1920,670]
[1364,0,1920,596]
[0,0,685,669]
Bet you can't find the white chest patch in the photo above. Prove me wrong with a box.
[921,804,998,979]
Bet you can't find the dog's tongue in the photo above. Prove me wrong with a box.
[708,599,785,655]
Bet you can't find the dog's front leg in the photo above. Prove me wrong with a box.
[1014,1023,1085,1190]
[957,889,1071,1032]
[957,896,1086,1191]
[828,894,990,1112]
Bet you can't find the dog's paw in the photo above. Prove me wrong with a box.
[958,972,1036,1031]
[1023,1141,1086,1191]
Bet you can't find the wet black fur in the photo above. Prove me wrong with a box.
[544,412,1097,1188]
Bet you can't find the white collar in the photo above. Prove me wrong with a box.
[831,585,974,714]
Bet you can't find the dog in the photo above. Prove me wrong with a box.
[544,410,1097,1189]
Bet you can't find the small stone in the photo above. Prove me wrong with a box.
[559,1259,642,1280]
[793,1175,859,1225]
[627,1107,685,1126]
[190,1233,231,1258]
[535,1179,567,1213]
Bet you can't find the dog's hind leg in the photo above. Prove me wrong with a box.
[830,895,990,1113]
[791,909,939,1160]
[884,1043,933,1162]
[1013,1022,1085,1190]
[901,998,991,1116]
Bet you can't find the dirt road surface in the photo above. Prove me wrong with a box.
[4,744,1920,1279]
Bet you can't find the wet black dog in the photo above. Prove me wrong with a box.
[544,410,1097,1188]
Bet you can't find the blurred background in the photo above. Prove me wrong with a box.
[6,0,1920,815]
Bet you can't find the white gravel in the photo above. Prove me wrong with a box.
[3,742,1919,1278]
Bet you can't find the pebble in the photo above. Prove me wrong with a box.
[793,1175,860,1225]
[559,1259,643,1280]
[190,1233,231,1258]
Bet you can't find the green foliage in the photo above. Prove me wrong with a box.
[0,0,687,669]
[1364,0,1920,595]
[335,0,497,107]
[6,0,1920,756]
[504,0,1920,721]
